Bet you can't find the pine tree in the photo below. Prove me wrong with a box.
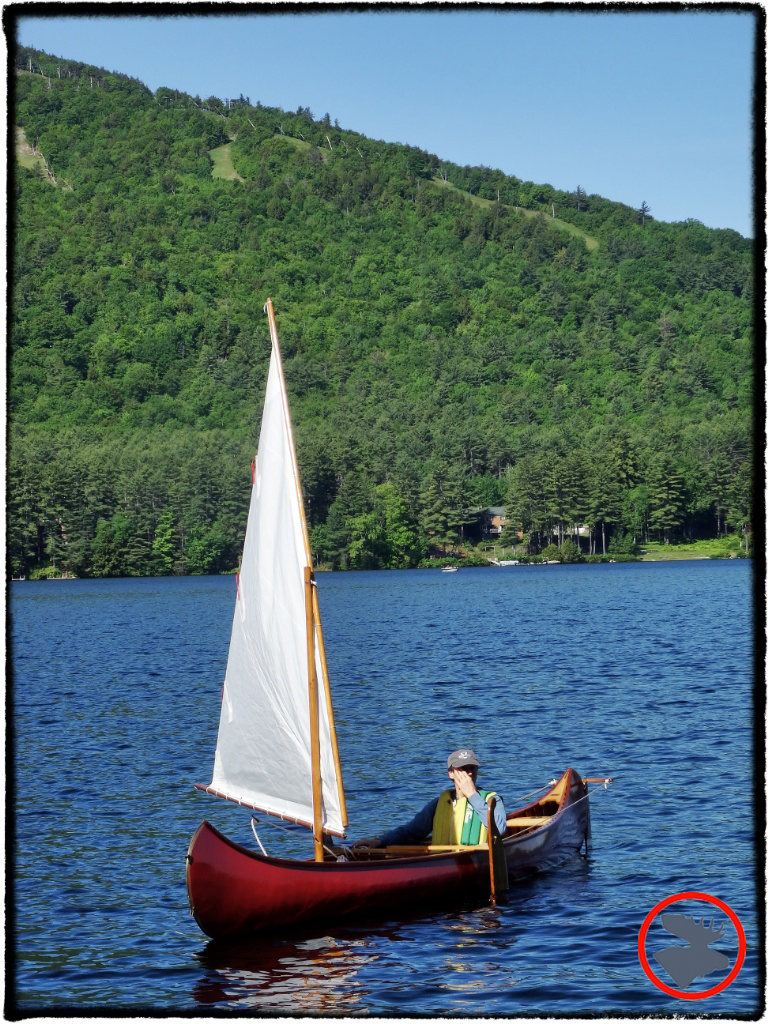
[646,455,686,543]
[152,508,176,574]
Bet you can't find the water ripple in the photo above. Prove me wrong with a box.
[9,564,760,1016]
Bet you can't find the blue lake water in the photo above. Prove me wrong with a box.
[9,561,762,1016]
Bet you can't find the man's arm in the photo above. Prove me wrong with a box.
[354,796,440,848]
[468,791,507,835]
[378,796,440,846]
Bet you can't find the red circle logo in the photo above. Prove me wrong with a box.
[638,892,746,999]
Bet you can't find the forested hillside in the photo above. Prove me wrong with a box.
[10,46,755,577]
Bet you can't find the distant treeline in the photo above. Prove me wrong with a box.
[10,45,754,577]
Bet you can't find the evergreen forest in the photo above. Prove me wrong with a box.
[10,46,756,578]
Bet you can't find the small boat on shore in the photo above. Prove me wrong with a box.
[186,299,611,940]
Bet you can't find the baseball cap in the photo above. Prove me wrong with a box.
[447,748,479,769]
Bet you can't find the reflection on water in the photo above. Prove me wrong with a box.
[195,933,379,1014]
[193,906,523,1014]
[438,910,516,1005]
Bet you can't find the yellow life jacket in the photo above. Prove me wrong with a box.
[431,788,497,845]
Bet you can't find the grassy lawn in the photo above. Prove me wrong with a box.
[15,126,49,179]
[210,135,328,181]
[278,135,311,153]
[209,143,244,181]
[430,177,598,251]
[475,538,751,562]
[275,135,329,160]
[638,539,749,560]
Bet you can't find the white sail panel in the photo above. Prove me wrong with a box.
[207,347,344,836]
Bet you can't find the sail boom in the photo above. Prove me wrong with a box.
[193,784,346,838]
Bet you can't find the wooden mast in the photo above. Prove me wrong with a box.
[312,587,348,826]
[304,565,324,861]
[264,298,345,860]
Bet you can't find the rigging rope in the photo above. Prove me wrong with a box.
[524,778,614,825]
[508,781,558,805]
[250,815,347,860]
[250,816,268,855]
[509,775,612,809]
[249,778,614,859]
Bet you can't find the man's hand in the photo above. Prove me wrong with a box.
[352,837,383,849]
[453,768,477,799]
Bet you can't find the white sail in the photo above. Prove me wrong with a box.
[202,330,345,837]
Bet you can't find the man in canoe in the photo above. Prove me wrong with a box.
[352,749,506,850]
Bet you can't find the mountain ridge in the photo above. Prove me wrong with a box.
[10,44,754,577]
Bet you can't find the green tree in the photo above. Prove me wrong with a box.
[505,456,547,552]
[559,537,583,563]
[646,455,686,543]
[724,462,752,551]
[152,508,176,574]
[420,471,467,556]
[90,511,134,576]
[623,484,650,544]
[186,521,228,574]
[348,483,424,568]
[586,457,621,555]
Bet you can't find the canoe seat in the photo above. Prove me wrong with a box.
[506,816,551,828]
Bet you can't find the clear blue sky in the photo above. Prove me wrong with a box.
[15,7,758,237]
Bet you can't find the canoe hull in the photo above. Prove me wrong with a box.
[187,768,590,939]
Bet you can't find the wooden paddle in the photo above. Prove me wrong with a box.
[487,796,509,905]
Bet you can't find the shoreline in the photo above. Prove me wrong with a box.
[12,552,751,583]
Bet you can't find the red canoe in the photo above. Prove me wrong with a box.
[186,767,592,939]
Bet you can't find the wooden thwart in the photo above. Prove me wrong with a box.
[371,843,488,855]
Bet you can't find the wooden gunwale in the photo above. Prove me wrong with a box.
[354,767,578,859]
